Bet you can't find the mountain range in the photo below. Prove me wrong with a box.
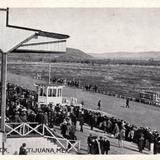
[7,48,160,61]
[89,51,160,60]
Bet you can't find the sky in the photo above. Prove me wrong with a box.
[1,8,160,54]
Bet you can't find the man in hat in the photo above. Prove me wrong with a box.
[19,143,27,155]
[14,111,22,123]
[99,136,105,154]
[104,138,110,154]
[138,133,145,153]
[126,97,130,108]
[60,119,68,138]
[97,100,101,110]
[87,133,93,154]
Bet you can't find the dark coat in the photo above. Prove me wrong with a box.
[138,136,145,152]
[27,113,36,122]
[36,112,45,124]
[104,139,110,152]
[19,146,27,155]
[60,123,67,137]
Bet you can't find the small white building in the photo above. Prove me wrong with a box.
[140,90,160,106]
[35,83,64,106]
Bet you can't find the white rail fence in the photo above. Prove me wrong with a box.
[5,122,80,153]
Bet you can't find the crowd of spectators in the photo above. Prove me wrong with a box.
[82,108,158,152]
[4,83,160,154]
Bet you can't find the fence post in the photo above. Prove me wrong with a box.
[23,123,25,136]
[66,140,68,152]
[78,141,81,152]
[42,124,45,135]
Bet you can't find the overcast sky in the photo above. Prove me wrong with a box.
[1,8,160,54]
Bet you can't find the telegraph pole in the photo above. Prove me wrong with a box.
[0,51,7,155]
[48,64,51,84]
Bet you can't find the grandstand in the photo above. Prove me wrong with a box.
[0,8,78,155]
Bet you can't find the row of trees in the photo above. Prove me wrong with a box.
[49,58,160,66]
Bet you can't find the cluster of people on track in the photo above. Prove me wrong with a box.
[52,77,159,107]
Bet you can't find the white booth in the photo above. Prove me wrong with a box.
[35,83,64,106]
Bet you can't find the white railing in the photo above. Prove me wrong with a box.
[5,123,80,153]
[44,136,80,153]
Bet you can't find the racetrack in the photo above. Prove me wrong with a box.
[7,72,160,132]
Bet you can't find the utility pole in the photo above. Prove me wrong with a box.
[0,51,7,155]
[48,64,51,84]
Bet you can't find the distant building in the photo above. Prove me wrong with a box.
[139,90,160,106]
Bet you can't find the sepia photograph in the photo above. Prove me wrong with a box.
[0,2,160,157]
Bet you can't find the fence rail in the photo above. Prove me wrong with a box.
[5,122,80,153]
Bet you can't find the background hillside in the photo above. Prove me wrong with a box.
[90,51,160,60]
[6,49,160,65]
[8,48,92,62]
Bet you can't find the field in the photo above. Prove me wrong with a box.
[7,62,160,99]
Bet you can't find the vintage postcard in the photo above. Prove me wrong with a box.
[0,0,160,160]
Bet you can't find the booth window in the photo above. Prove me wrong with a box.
[40,87,43,96]
[40,87,46,96]
[43,87,47,96]
[58,89,62,97]
[53,89,56,97]
[48,88,52,97]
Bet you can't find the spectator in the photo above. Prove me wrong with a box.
[14,111,22,123]
[44,112,49,125]
[70,112,77,128]
[19,143,27,155]
[93,137,100,154]
[90,113,95,130]
[79,114,84,132]
[60,119,67,138]
[35,110,45,124]
[97,100,101,110]
[138,133,145,153]
[99,136,105,154]
[118,128,126,148]
[153,133,160,154]
[27,111,36,122]
[113,123,120,138]
[128,128,135,142]
[104,138,110,154]
[87,133,93,154]
[20,111,27,122]
[126,98,130,108]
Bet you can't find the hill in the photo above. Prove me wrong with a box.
[8,48,92,62]
[90,51,160,60]
[55,48,92,61]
